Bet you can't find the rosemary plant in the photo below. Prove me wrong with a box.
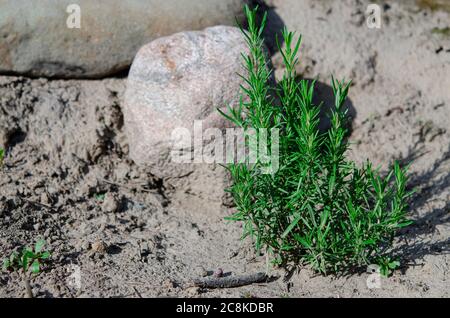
[220,6,412,274]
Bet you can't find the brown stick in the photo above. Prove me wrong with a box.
[19,196,54,211]
[193,272,267,289]
[132,286,143,298]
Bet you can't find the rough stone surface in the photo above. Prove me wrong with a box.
[0,0,246,78]
[123,26,248,177]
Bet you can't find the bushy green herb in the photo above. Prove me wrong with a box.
[3,239,51,274]
[220,6,412,274]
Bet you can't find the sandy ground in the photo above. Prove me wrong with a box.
[0,0,449,297]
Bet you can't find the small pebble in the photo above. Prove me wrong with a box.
[40,192,50,205]
[91,240,107,254]
[101,193,119,213]
[47,187,58,195]
[213,268,223,278]
[81,241,91,250]
[186,286,200,297]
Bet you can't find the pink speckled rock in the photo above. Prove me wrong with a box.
[123,26,248,177]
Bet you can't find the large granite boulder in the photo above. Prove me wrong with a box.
[0,0,246,78]
[123,26,248,178]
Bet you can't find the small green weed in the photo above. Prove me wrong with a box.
[377,256,401,277]
[3,239,51,274]
[431,27,450,36]
[220,6,413,275]
[0,147,4,166]
[94,193,106,201]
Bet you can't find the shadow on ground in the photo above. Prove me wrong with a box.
[393,145,450,269]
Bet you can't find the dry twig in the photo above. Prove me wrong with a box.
[193,272,267,289]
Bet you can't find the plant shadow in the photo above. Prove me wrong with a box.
[391,145,450,269]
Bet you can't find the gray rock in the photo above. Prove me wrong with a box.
[123,26,248,178]
[91,240,107,254]
[101,193,119,213]
[0,0,246,78]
